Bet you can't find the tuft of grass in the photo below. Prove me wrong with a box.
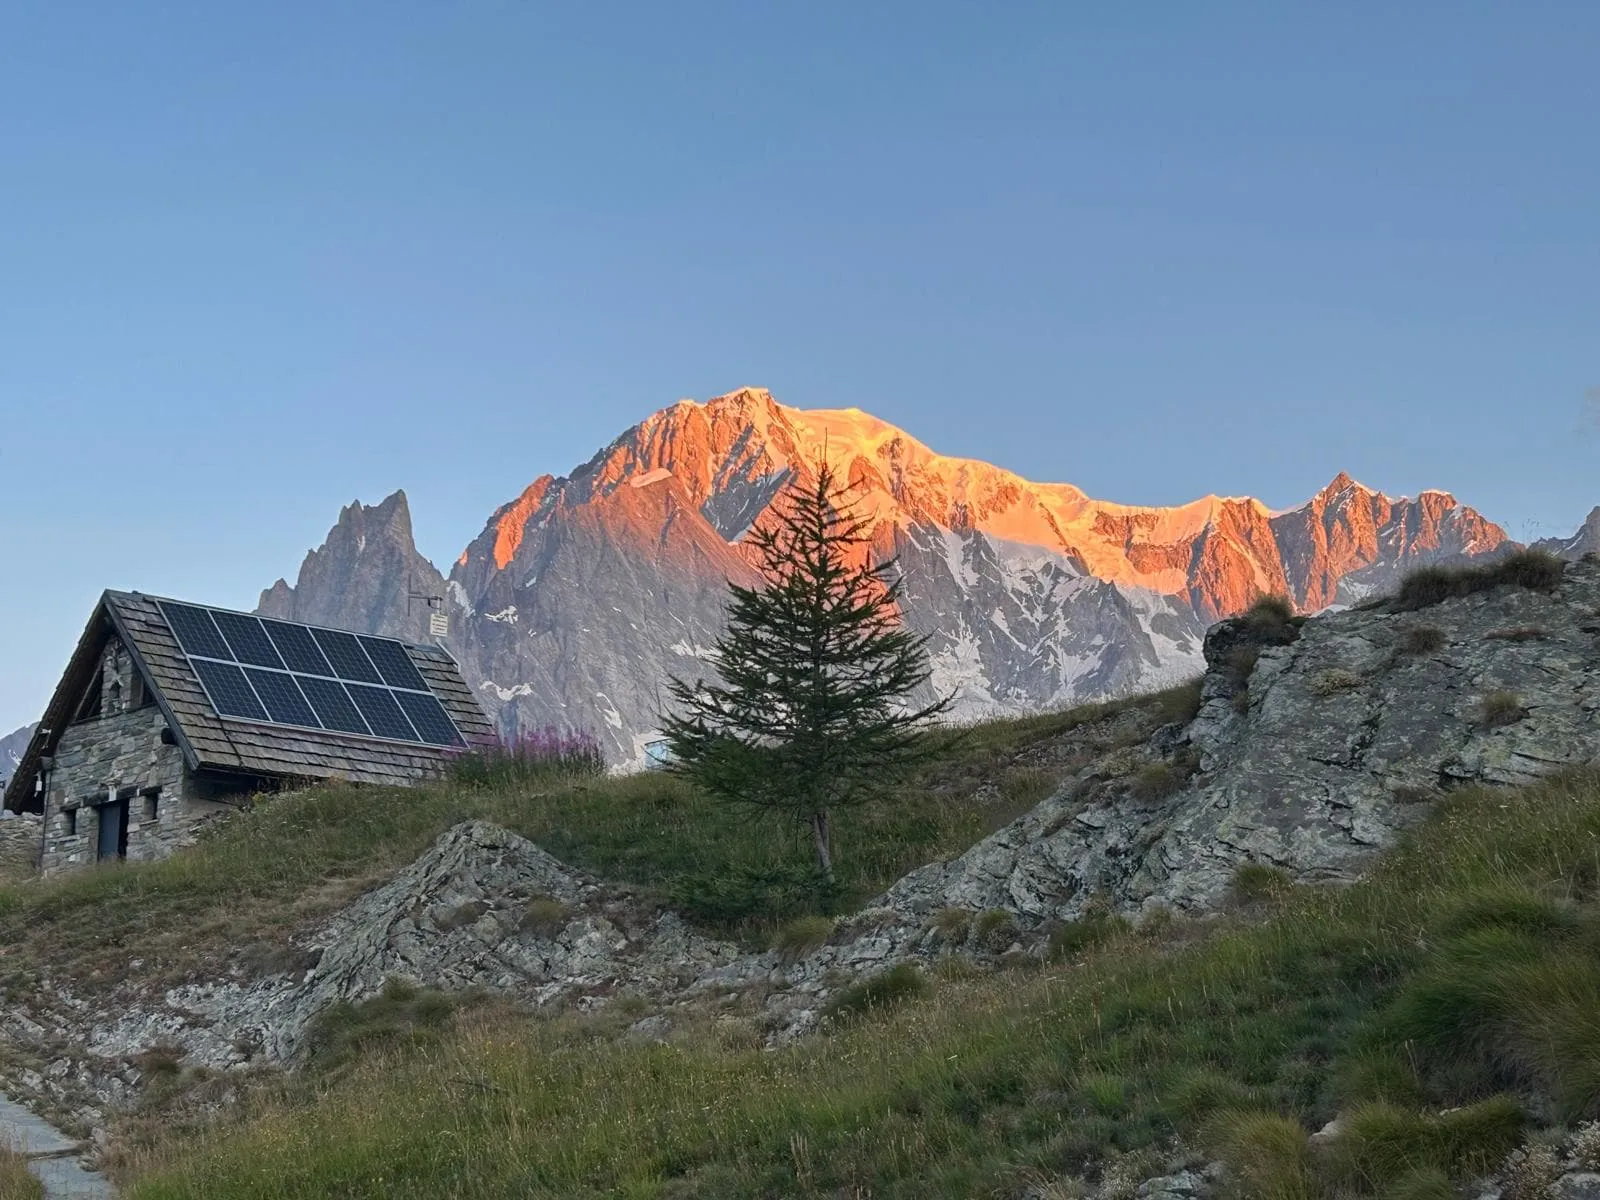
[972,908,1018,953]
[1485,626,1547,643]
[1310,668,1364,697]
[1227,646,1262,715]
[1378,1167,1455,1200]
[132,1043,185,1078]
[930,907,973,941]
[771,914,834,963]
[1479,691,1525,729]
[1247,594,1296,625]
[1154,677,1205,726]
[1232,862,1294,903]
[1046,912,1130,960]
[1394,550,1564,612]
[1130,763,1183,802]
[519,896,572,938]
[1399,625,1446,656]
[823,962,929,1022]
[300,978,467,1075]
[1212,1111,1316,1200]
[1327,1096,1524,1189]
[0,1147,42,1200]
[1241,594,1303,648]
[998,767,1061,818]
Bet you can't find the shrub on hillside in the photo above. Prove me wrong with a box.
[1154,677,1205,726]
[669,860,842,930]
[1400,625,1446,656]
[1394,550,1564,611]
[1242,593,1301,645]
[451,727,606,787]
[1045,912,1130,960]
[1479,691,1525,729]
[1232,862,1294,903]
[771,914,834,963]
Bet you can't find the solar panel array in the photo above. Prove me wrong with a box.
[157,601,466,747]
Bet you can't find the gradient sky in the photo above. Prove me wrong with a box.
[2,3,1597,732]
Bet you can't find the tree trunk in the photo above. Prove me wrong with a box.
[810,809,833,878]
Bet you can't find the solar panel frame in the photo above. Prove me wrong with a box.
[156,600,468,749]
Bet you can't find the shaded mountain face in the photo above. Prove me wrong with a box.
[259,388,1511,762]
[259,491,446,645]
[0,723,36,790]
[1536,507,1600,560]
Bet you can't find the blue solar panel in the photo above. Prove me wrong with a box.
[191,659,268,722]
[213,612,286,670]
[310,628,384,684]
[159,603,234,661]
[158,601,466,747]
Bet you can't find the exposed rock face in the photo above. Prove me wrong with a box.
[259,389,1511,762]
[259,491,445,645]
[74,821,739,1075]
[882,556,1600,922]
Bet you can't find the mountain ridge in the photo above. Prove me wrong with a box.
[260,387,1513,761]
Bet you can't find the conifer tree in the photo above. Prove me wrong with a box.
[662,463,953,878]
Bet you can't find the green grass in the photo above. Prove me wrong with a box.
[114,770,1600,1198]
[0,695,1166,972]
[0,1147,41,1200]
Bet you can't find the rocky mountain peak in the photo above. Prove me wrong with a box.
[259,390,1519,760]
[258,490,445,645]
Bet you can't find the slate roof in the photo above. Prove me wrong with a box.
[3,591,497,814]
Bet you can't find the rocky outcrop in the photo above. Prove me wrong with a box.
[878,555,1600,923]
[48,822,738,1091]
[259,388,1511,762]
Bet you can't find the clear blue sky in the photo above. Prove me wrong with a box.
[2,3,1597,732]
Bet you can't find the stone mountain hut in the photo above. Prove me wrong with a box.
[3,591,495,874]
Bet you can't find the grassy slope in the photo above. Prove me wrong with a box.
[110,770,1600,1199]
[0,688,1183,995]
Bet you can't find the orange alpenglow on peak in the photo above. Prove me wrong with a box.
[491,477,554,569]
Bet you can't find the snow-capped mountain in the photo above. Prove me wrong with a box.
[260,388,1510,762]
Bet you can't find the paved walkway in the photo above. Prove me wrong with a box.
[0,1093,114,1199]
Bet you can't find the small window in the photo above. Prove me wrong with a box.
[143,790,159,822]
[63,808,77,836]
